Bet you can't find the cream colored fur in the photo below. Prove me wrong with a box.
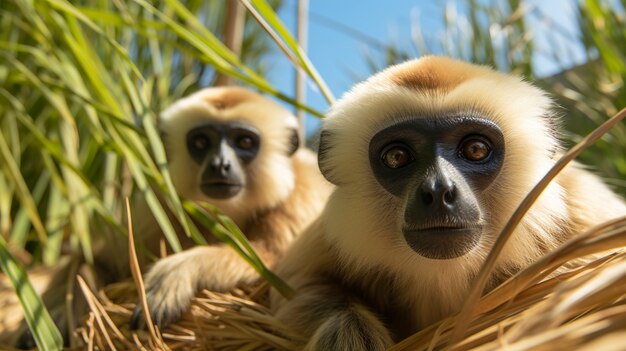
[131,87,332,327]
[271,57,626,349]
[159,87,299,224]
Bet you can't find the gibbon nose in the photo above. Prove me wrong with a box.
[420,176,457,207]
[210,156,231,176]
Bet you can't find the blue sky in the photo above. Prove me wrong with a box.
[262,0,584,136]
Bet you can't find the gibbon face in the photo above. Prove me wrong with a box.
[319,56,565,280]
[185,121,261,199]
[367,116,505,259]
[159,87,299,223]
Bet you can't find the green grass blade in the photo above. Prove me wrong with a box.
[0,65,94,261]
[76,6,165,30]
[0,126,48,244]
[0,173,12,237]
[0,237,64,350]
[246,0,335,104]
[131,0,324,117]
[184,201,294,298]
[127,160,183,252]
[43,184,68,265]
[43,0,144,82]
[11,172,51,248]
[120,73,195,242]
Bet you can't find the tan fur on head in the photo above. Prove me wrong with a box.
[159,87,298,225]
[387,56,484,90]
[272,56,626,348]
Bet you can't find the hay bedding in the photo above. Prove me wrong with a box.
[74,217,626,351]
[74,282,303,350]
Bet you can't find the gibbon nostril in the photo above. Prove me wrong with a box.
[210,157,221,170]
[421,191,434,206]
[420,178,457,207]
[443,184,456,205]
[443,189,455,204]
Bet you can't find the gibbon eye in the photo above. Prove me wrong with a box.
[382,145,412,169]
[460,137,492,162]
[236,135,255,150]
[191,135,209,151]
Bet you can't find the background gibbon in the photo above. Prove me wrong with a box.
[124,86,332,327]
[9,86,333,347]
[270,56,626,350]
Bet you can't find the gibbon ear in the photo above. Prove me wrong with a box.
[287,128,300,156]
[318,129,339,185]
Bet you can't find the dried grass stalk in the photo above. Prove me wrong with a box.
[74,282,303,350]
[75,217,626,351]
[72,199,304,350]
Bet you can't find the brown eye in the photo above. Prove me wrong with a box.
[461,138,491,162]
[192,135,209,151]
[382,145,412,169]
[237,135,254,150]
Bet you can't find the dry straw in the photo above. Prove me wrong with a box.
[72,199,304,351]
[75,281,304,350]
[73,108,626,350]
[73,217,626,350]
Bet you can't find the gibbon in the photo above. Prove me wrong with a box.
[270,56,626,350]
[130,86,332,327]
[6,87,333,348]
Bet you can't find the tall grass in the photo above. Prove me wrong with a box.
[562,0,626,188]
[0,0,319,348]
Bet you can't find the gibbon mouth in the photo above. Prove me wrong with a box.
[402,226,482,260]
[200,182,243,199]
